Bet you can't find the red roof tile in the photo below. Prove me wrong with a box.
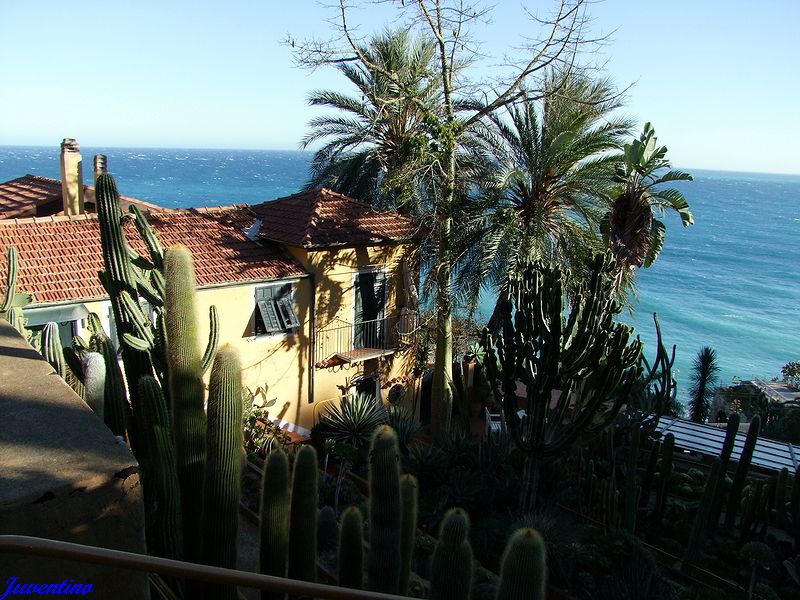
[0,174,165,220]
[250,188,418,248]
[0,206,306,305]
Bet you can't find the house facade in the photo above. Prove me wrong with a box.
[0,141,420,434]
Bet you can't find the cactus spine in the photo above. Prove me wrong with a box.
[165,244,207,562]
[260,448,290,600]
[337,507,364,590]
[724,415,761,528]
[367,425,402,594]
[288,445,319,587]
[495,528,547,600]
[399,474,419,595]
[430,508,473,600]
[202,345,243,600]
[707,413,740,537]
[82,352,106,419]
[652,433,674,525]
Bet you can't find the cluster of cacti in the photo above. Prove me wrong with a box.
[684,458,721,564]
[83,167,245,600]
[481,254,643,511]
[707,413,741,537]
[257,427,548,599]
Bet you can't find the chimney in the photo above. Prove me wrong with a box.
[59,138,85,216]
[93,154,107,184]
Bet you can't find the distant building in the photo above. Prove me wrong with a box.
[0,140,421,434]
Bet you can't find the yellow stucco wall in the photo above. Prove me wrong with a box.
[305,243,419,421]
[30,241,419,433]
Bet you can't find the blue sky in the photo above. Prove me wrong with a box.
[1,1,798,174]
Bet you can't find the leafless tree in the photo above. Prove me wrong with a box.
[291,0,604,433]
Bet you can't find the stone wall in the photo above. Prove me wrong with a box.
[0,320,148,599]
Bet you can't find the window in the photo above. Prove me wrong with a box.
[254,283,300,336]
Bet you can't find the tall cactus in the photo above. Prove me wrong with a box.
[367,425,402,594]
[430,508,473,600]
[652,433,674,525]
[165,244,207,562]
[495,528,547,600]
[202,345,243,600]
[685,458,720,565]
[137,376,183,565]
[95,169,156,457]
[399,474,419,595]
[82,352,106,419]
[260,448,290,600]
[623,422,640,533]
[338,507,364,590]
[482,254,643,511]
[288,445,319,588]
[724,415,761,528]
[707,413,741,537]
[1,247,33,315]
[41,322,66,379]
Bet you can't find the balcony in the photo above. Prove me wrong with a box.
[315,311,418,368]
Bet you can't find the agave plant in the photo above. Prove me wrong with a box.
[384,405,422,453]
[319,392,386,448]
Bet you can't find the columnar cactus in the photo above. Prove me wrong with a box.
[623,422,640,533]
[41,322,66,379]
[288,445,319,587]
[399,474,419,595]
[165,244,207,562]
[259,449,290,600]
[685,458,720,565]
[708,413,741,537]
[495,528,547,600]
[640,440,661,508]
[202,345,244,600]
[725,415,761,529]
[367,426,402,594]
[82,352,106,419]
[430,508,473,600]
[137,376,183,565]
[1,247,33,315]
[338,507,364,590]
[652,433,675,525]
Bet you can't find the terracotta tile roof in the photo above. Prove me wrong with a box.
[0,174,165,220]
[0,175,62,219]
[0,206,306,305]
[250,188,418,248]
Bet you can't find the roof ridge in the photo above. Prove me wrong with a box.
[1,213,99,226]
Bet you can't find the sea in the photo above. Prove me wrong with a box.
[1,145,798,405]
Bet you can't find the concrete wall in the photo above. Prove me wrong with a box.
[0,320,148,598]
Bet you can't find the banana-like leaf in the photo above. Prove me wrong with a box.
[644,219,666,268]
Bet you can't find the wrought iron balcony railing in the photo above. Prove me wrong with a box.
[315,311,418,367]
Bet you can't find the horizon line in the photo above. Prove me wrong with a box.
[1,143,798,178]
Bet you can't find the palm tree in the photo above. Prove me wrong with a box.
[455,71,634,310]
[689,346,720,423]
[302,29,440,215]
[604,123,694,291]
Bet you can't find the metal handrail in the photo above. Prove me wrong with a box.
[316,312,417,362]
[0,535,411,600]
